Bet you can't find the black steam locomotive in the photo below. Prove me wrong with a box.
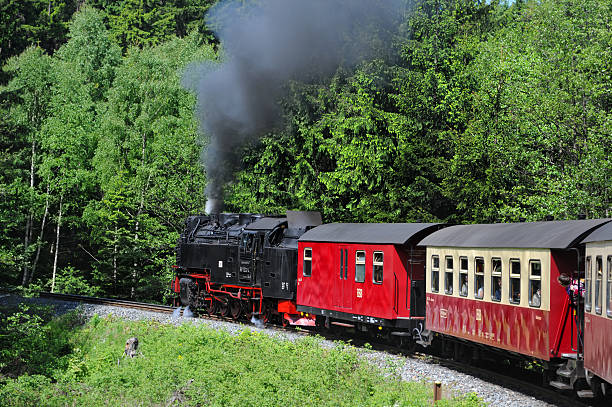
[171,211,321,324]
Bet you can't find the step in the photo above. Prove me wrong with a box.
[549,381,573,391]
[557,369,573,378]
[576,390,595,398]
[331,321,355,328]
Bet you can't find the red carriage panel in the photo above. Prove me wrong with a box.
[426,293,550,359]
[582,224,612,386]
[297,242,406,321]
[585,313,612,385]
[296,223,439,328]
[420,220,611,361]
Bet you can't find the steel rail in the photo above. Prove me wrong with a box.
[39,292,175,313]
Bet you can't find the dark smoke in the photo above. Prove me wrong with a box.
[183,0,408,205]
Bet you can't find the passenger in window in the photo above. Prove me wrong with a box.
[494,280,502,301]
[532,288,541,307]
[477,285,483,298]
[461,281,468,296]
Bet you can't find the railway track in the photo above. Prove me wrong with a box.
[39,292,175,314]
[37,292,594,406]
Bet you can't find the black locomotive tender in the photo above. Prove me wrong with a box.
[172,210,322,323]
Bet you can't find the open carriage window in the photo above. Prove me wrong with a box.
[445,256,454,295]
[491,258,502,302]
[509,260,521,304]
[586,256,592,312]
[607,256,612,318]
[303,248,312,277]
[373,251,384,284]
[529,260,541,308]
[431,255,440,292]
[474,257,484,299]
[596,256,603,315]
[459,256,468,297]
[355,250,365,283]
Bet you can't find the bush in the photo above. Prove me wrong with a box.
[0,305,76,377]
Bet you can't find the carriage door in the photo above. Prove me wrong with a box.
[334,246,352,309]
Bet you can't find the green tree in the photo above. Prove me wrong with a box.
[89,35,214,299]
[0,46,53,285]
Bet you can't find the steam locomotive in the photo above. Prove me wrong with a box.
[171,211,321,325]
[171,213,612,400]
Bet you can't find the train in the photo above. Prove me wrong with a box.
[171,212,612,400]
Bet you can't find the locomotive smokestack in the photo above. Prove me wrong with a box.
[205,198,223,214]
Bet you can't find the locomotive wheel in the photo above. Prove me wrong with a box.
[230,300,242,320]
[261,303,271,324]
[206,298,217,316]
[219,299,230,318]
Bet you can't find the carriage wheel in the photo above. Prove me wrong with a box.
[230,299,242,320]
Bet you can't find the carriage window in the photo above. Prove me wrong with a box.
[445,256,454,295]
[373,252,384,284]
[491,258,502,302]
[303,248,312,277]
[509,260,521,304]
[586,256,592,312]
[595,256,603,314]
[474,257,484,299]
[355,250,365,283]
[529,260,542,308]
[431,255,440,292]
[607,256,612,318]
[459,257,468,297]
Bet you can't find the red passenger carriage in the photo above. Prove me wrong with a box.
[296,223,440,337]
[419,219,610,391]
[582,222,612,397]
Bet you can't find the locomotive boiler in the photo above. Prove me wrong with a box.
[171,210,321,324]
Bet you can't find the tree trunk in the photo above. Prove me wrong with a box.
[113,225,118,295]
[51,195,63,293]
[131,134,149,298]
[28,184,50,285]
[21,140,36,285]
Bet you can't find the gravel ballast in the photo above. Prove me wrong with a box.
[1,294,562,406]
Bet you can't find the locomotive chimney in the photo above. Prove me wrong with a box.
[205,198,223,214]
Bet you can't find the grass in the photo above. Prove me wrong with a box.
[0,307,485,406]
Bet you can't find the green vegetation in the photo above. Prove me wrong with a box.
[0,306,484,406]
[1,0,610,300]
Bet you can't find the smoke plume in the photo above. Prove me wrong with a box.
[183,0,407,208]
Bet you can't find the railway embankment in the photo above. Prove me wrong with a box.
[0,294,579,406]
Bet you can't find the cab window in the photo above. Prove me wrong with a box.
[509,260,521,304]
[586,256,592,312]
[445,256,454,295]
[431,255,440,292]
[491,258,502,302]
[529,260,541,308]
[607,256,612,318]
[459,257,468,297]
[596,256,603,314]
[373,252,383,284]
[474,257,484,299]
[355,250,366,283]
[303,248,312,277]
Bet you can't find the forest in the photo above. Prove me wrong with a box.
[1,0,610,302]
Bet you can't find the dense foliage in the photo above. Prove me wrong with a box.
[0,307,484,406]
[0,0,610,300]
